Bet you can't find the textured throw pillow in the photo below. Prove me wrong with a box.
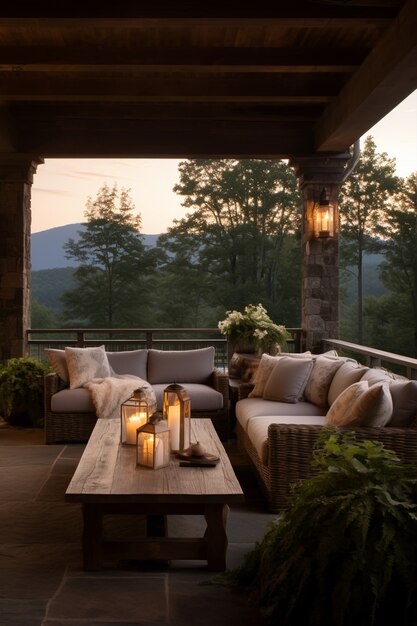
[263,357,314,403]
[248,352,312,398]
[325,381,369,426]
[303,356,344,408]
[388,380,417,427]
[65,345,111,389]
[326,381,392,428]
[240,356,261,383]
[45,348,70,384]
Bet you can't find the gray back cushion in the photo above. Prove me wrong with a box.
[107,350,148,380]
[328,362,368,406]
[147,347,215,384]
[388,380,417,426]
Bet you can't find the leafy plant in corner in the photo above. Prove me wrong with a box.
[217,430,417,626]
[0,357,51,427]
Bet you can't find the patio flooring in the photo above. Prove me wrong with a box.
[0,425,274,626]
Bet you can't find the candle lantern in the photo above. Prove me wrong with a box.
[136,416,170,469]
[121,388,157,445]
[313,187,336,239]
[162,383,191,452]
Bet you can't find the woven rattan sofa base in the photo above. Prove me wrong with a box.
[236,420,417,512]
[45,370,230,444]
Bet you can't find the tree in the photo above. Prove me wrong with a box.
[158,159,301,326]
[61,183,155,327]
[378,173,417,356]
[339,136,399,344]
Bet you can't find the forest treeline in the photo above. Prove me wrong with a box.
[31,136,417,358]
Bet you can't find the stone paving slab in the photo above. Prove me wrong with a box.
[45,574,168,623]
[0,431,268,626]
[0,599,47,626]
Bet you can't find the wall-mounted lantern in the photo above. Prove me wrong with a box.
[313,187,335,239]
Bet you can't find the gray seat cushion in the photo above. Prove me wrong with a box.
[152,383,223,412]
[236,397,324,431]
[51,388,95,413]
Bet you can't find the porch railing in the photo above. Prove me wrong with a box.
[26,327,303,371]
[323,338,417,380]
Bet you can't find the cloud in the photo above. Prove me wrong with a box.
[32,187,72,197]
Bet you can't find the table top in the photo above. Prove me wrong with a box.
[66,418,244,505]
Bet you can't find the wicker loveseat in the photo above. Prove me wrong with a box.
[44,346,229,444]
[235,353,417,512]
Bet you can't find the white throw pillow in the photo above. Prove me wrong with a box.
[65,345,111,389]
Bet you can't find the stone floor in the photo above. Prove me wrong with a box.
[0,425,275,626]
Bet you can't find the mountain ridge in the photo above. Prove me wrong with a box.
[31,223,160,270]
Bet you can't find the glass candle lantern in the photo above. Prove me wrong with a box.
[121,388,157,445]
[136,417,170,469]
[162,383,191,452]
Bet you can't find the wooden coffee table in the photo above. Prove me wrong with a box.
[66,418,244,571]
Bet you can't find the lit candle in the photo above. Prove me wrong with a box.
[143,435,164,467]
[167,405,181,451]
[126,412,147,445]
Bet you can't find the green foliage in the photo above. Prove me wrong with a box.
[61,183,157,327]
[32,267,76,312]
[159,159,301,324]
[339,136,400,344]
[0,357,51,427]
[220,431,417,626]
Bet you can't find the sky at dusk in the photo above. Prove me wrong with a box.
[31,90,417,235]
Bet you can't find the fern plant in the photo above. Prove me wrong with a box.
[221,430,417,626]
[0,357,51,427]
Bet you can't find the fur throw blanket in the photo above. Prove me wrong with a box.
[84,374,156,421]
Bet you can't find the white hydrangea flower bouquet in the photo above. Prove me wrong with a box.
[218,304,290,353]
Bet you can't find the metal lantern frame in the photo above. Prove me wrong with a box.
[313,187,336,239]
[162,383,191,452]
[120,387,157,446]
[136,417,170,469]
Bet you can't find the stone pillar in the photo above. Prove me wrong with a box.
[0,155,43,360]
[290,153,351,353]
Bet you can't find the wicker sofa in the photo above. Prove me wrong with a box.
[44,346,229,444]
[235,354,417,512]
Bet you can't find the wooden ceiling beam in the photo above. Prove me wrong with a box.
[0,74,341,102]
[10,118,315,158]
[316,0,417,151]
[0,47,364,74]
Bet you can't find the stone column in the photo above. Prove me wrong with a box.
[290,153,351,353]
[0,155,43,360]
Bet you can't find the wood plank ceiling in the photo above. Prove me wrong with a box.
[0,0,416,158]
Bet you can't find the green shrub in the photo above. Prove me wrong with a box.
[0,357,51,427]
[220,430,417,626]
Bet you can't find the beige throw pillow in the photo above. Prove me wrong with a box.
[263,357,314,403]
[303,356,344,408]
[326,381,392,428]
[45,348,70,384]
[65,345,111,389]
[325,381,368,426]
[248,351,312,398]
[328,362,368,406]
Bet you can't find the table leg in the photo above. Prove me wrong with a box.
[82,504,103,571]
[204,504,229,571]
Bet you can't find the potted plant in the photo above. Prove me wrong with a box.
[0,357,51,427]
[218,303,290,355]
[217,430,417,626]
